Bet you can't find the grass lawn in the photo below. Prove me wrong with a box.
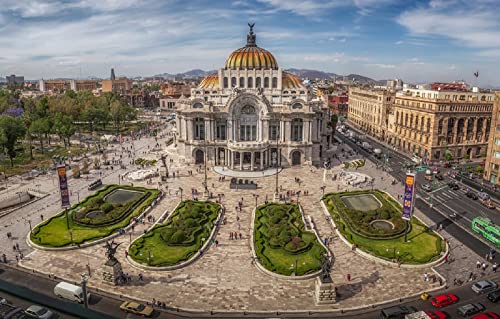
[30,185,160,247]
[254,203,326,276]
[324,191,444,264]
[128,200,220,267]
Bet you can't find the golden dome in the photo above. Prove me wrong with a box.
[225,23,278,70]
[199,72,219,89]
[282,72,304,89]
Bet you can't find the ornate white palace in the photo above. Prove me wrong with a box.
[175,24,329,171]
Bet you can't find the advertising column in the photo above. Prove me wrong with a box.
[402,173,416,241]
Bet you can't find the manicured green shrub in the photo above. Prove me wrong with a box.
[100,203,113,213]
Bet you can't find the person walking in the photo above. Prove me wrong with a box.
[477,260,481,269]
[346,274,351,281]
[493,263,498,273]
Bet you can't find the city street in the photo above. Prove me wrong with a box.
[338,125,500,255]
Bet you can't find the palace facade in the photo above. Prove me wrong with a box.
[175,25,328,170]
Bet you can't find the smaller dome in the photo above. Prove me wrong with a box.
[199,73,219,89]
[282,72,304,89]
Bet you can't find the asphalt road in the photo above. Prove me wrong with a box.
[337,126,499,259]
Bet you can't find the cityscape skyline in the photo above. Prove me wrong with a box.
[0,0,499,86]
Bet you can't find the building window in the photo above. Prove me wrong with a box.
[231,77,237,87]
[264,77,269,88]
[496,125,500,132]
[269,122,279,140]
[495,151,500,159]
[192,102,203,109]
[239,77,245,87]
[216,120,227,140]
[256,77,261,88]
[223,77,228,88]
[291,118,303,142]
[194,118,205,140]
[247,77,253,88]
[272,77,278,88]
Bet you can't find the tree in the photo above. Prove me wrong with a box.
[53,113,76,148]
[0,116,26,167]
[444,150,454,162]
[110,99,136,133]
[30,118,50,153]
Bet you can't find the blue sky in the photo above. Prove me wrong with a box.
[0,0,499,86]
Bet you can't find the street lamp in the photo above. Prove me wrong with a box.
[273,127,280,201]
[81,273,89,309]
[27,220,32,232]
[179,187,183,201]
[252,194,259,207]
[203,138,209,198]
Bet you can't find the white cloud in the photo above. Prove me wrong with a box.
[366,63,395,69]
[397,1,500,55]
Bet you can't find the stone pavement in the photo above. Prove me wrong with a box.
[19,141,442,311]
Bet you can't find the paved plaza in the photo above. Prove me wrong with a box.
[16,136,450,312]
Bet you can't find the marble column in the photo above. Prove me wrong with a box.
[251,152,255,171]
[472,118,479,142]
[230,151,234,169]
[260,151,264,170]
[482,119,488,143]
[240,152,243,170]
[452,118,458,144]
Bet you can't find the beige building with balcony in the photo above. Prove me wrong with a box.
[389,84,494,161]
[347,87,394,141]
[175,25,328,170]
[484,92,500,184]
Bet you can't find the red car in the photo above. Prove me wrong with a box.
[443,163,451,168]
[430,293,458,307]
[426,310,447,319]
[472,312,499,319]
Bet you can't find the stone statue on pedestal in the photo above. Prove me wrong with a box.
[315,252,337,304]
[101,240,124,285]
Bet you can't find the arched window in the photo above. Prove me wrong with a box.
[396,111,399,124]
[426,118,431,132]
[239,77,245,88]
[291,118,303,142]
[405,113,408,126]
[223,77,228,88]
[410,114,414,128]
[272,77,278,88]
[415,116,419,130]
[231,77,237,87]
[264,77,269,88]
[194,117,205,140]
[256,77,261,88]
[192,102,203,109]
[239,105,257,141]
[292,103,302,109]
[247,77,253,88]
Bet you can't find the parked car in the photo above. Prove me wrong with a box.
[435,174,444,181]
[448,182,460,190]
[426,310,448,319]
[443,163,452,168]
[478,192,490,201]
[480,161,486,166]
[25,305,53,319]
[457,303,485,317]
[481,199,496,209]
[466,190,479,200]
[472,280,498,294]
[381,305,418,319]
[433,167,440,174]
[422,184,433,192]
[431,293,459,308]
[54,282,90,304]
[487,289,500,303]
[471,312,499,319]
[119,301,154,317]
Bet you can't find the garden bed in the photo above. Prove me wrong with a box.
[253,203,325,276]
[30,185,160,247]
[323,190,444,264]
[128,200,220,267]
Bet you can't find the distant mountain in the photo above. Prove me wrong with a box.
[154,69,216,80]
[286,68,338,80]
[344,74,377,83]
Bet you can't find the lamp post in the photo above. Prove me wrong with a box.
[203,138,209,198]
[273,127,280,201]
[179,187,183,201]
[252,194,259,207]
[320,186,326,196]
[27,220,32,232]
[81,273,89,309]
[296,192,300,204]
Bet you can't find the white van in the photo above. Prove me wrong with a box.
[54,282,90,303]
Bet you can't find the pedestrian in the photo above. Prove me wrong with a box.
[15,243,19,251]
[215,240,218,247]
[482,262,487,271]
[239,233,242,239]
[125,251,128,257]
[138,273,143,281]
[347,274,351,281]
[40,214,44,221]
[468,272,474,281]
[493,263,498,273]
[477,260,481,269]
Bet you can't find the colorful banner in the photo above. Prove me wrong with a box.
[57,164,71,208]
[402,173,416,221]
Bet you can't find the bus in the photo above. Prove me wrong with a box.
[472,217,500,247]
